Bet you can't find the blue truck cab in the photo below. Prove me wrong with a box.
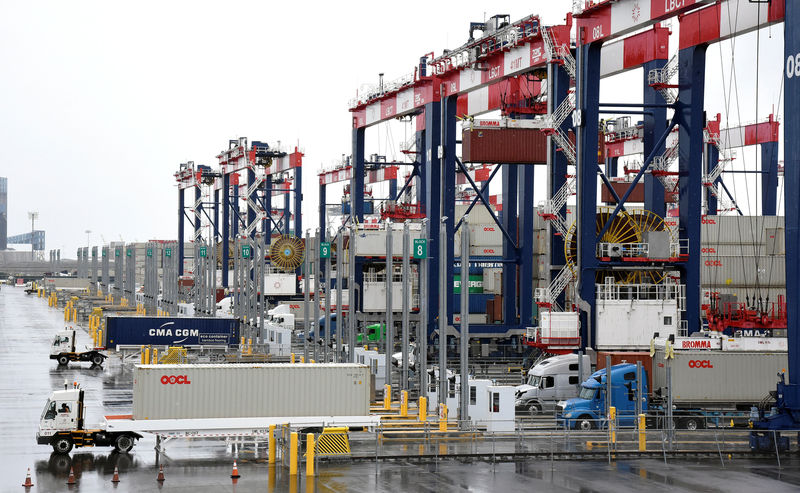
[558,363,648,430]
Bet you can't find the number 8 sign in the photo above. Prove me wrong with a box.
[413,239,427,259]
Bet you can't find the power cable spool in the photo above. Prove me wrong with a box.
[626,209,674,284]
[564,207,641,283]
[269,235,305,270]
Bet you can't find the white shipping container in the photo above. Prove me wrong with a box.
[700,255,785,286]
[132,364,370,420]
[651,350,787,404]
[596,300,678,350]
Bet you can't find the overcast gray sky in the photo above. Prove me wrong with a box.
[0,1,784,258]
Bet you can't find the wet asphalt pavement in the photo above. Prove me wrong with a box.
[3,286,800,492]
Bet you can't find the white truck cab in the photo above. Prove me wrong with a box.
[515,353,591,415]
[49,329,106,366]
[36,381,139,454]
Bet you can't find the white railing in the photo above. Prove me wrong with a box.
[647,54,679,104]
[596,278,686,309]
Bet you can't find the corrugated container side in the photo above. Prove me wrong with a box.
[133,364,370,420]
[651,351,787,404]
[701,216,784,244]
[600,183,677,204]
[462,128,547,164]
[700,256,785,286]
[700,244,782,256]
[596,352,653,394]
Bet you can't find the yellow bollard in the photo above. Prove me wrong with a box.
[418,397,427,422]
[64,306,69,321]
[638,414,646,452]
[152,348,158,364]
[247,338,252,355]
[383,384,392,411]
[72,308,77,322]
[306,433,315,477]
[291,353,296,364]
[268,424,276,464]
[97,329,103,348]
[289,432,298,475]
[144,346,151,365]
[141,346,146,364]
[300,356,305,363]
[438,403,448,432]
[400,390,408,417]
[310,359,315,364]
[609,406,616,446]
[240,336,245,353]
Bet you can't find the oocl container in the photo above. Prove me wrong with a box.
[132,363,371,420]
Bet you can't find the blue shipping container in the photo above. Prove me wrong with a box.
[104,316,240,348]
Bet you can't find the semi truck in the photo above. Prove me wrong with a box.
[515,353,591,416]
[559,343,788,430]
[50,329,107,367]
[37,364,379,454]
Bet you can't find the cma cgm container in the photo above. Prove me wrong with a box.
[652,350,787,405]
[104,316,239,349]
[133,364,370,419]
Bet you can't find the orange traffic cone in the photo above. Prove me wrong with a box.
[66,466,76,485]
[111,466,120,483]
[21,467,34,487]
[230,460,241,479]
[156,464,165,482]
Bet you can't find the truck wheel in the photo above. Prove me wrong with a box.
[91,354,104,366]
[57,355,70,366]
[114,434,135,453]
[527,403,542,416]
[680,417,704,430]
[52,436,73,454]
[576,416,594,431]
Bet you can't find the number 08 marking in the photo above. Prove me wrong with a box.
[787,53,800,79]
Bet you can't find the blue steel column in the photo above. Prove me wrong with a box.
[643,59,668,218]
[549,62,570,307]
[416,129,427,205]
[706,144,719,215]
[319,184,326,236]
[677,44,707,334]
[247,167,256,239]
[606,156,618,178]
[352,127,366,314]
[443,95,457,325]
[518,164,535,326]
[784,0,800,397]
[178,188,185,276]
[576,40,603,348]
[232,178,239,237]
[501,165,518,326]
[284,178,291,235]
[423,102,441,338]
[213,189,220,239]
[389,174,398,201]
[265,175,273,238]
[194,186,202,240]
[294,168,302,236]
[222,173,230,287]
[761,141,778,216]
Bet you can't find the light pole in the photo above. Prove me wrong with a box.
[28,211,38,260]
[85,230,91,247]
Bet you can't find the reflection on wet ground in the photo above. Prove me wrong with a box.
[2,287,800,492]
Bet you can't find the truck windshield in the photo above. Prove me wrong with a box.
[41,400,56,420]
[578,387,597,400]
[527,375,542,387]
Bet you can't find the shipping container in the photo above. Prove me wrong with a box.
[700,255,785,287]
[462,128,548,164]
[651,350,787,405]
[104,316,239,349]
[700,216,784,245]
[132,363,370,420]
[600,182,677,204]
[596,351,653,396]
